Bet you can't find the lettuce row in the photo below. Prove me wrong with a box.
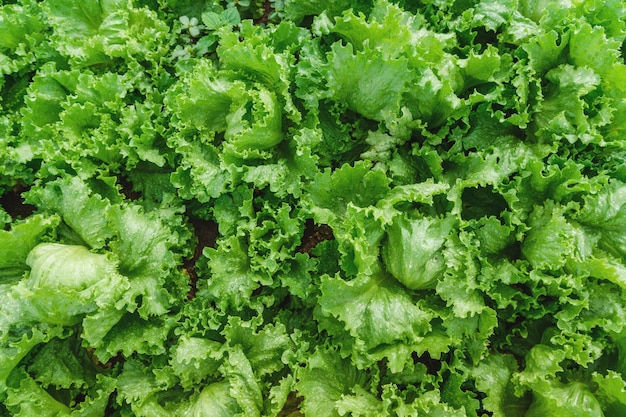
[1,0,626,415]
[0,175,192,414]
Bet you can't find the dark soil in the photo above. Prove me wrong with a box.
[277,392,304,417]
[297,219,334,255]
[184,217,219,299]
[0,184,36,221]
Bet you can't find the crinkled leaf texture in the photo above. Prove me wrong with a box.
[1,0,626,415]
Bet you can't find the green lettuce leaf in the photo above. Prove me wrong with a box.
[317,265,433,367]
[0,325,65,391]
[3,334,117,416]
[44,0,170,65]
[200,235,262,311]
[183,380,242,417]
[521,201,587,271]
[524,380,604,417]
[382,214,456,290]
[593,371,626,416]
[325,41,413,122]
[3,367,71,417]
[169,335,223,389]
[25,176,113,249]
[470,353,530,416]
[305,160,390,225]
[22,243,128,326]
[283,0,358,24]
[576,180,626,259]
[223,316,292,378]
[0,214,58,280]
[295,347,380,417]
[2,0,626,414]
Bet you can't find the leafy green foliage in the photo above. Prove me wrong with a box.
[1,0,626,415]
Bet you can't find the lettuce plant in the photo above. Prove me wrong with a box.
[1,0,626,415]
